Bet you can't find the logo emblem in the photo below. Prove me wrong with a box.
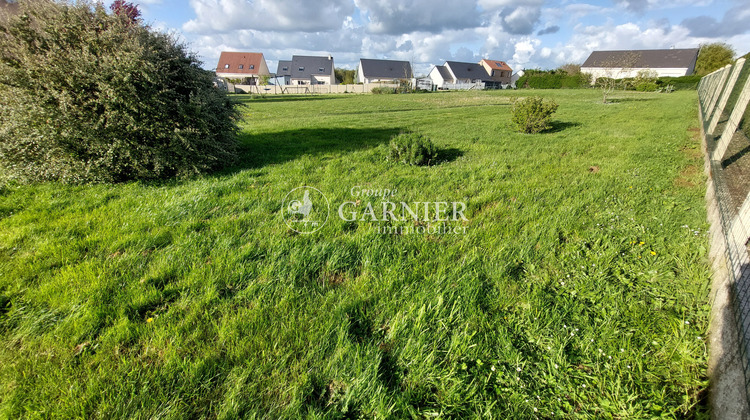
[282,186,330,234]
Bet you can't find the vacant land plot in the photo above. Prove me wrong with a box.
[0,90,710,417]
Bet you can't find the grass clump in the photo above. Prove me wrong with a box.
[387,132,438,165]
[511,96,559,133]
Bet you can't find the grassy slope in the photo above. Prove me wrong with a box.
[0,90,710,418]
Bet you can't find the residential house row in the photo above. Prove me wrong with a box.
[214,51,515,89]
[215,48,702,90]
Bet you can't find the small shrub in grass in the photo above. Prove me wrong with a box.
[510,96,559,134]
[635,82,658,92]
[0,0,239,183]
[387,132,438,166]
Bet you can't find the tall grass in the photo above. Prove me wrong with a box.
[0,90,710,417]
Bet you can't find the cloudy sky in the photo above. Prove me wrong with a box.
[133,0,749,75]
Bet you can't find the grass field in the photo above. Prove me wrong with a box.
[0,89,711,418]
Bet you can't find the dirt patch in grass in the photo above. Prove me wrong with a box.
[675,127,705,189]
[675,164,702,188]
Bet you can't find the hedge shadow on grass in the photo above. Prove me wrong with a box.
[231,95,348,104]
[605,97,659,103]
[546,121,583,133]
[230,127,403,171]
[435,147,464,164]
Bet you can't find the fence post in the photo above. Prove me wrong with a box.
[708,59,746,135]
[713,75,750,161]
[705,64,733,119]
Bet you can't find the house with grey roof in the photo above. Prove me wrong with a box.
[428,65,454,89]
[357,58,413,84]
[277,55,337,85]
[275,60,292,85]
[581,48,699,81]
[428,60,508,89]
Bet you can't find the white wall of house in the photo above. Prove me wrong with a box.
[582,67,691,81]
[510,70,524,88]
[357,62,365,84]
[428,66,449,88]
[312,75,334,85]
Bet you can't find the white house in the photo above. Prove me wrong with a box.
[581,48,699,81]
[428,65,454,89]
[429,60,510,89]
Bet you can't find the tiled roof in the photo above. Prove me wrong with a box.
[276,60,292,76]
[289,55,334,78]
[582,48,700,69]
[445,61,492,81]
[481,59,512,72]
[359,58,413,79]
[216,52,264,75]
[435,65,453,81]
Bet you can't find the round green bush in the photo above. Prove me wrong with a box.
[387,132,438,166]
[510,96,559,134]
[0,0,239,183]
[635,82,658,92]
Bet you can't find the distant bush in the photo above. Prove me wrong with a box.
[635,82,659,92]
[656,75,701,90]
[517,69,590,89]
[620,75,700,91]
[511,97,559,134]
[0,0,239,183]
[372,86,397,94]
[387,132,438,166]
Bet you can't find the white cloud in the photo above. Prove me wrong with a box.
[512,38,541,67]
[500,6,542,35]
[354,0,480,34]
[183,0,354,34]
[176,0,748,75]
[682,5,750,37]
[613,0,715,13]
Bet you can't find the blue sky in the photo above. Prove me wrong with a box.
[129,0,749,75]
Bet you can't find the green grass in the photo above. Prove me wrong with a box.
[0,89,711,418]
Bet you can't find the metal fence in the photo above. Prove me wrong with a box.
[698,58,750,404]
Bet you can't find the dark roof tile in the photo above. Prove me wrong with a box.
[582,48,700,69]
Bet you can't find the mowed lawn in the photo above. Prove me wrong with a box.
[0,89,711,418]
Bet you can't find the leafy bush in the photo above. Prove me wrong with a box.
[387,132,438,165]
[635,82,658,92]
[656,75,701,90]
[0,0,239,183]
[371,86,396,94]
[511,96,559,134]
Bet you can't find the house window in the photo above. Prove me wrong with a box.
[224,64,230,69]
[238,64,244,69]
[250,65,255,69]
[298,67,305,71]
[319,67,325,72]
[282,67,288,71]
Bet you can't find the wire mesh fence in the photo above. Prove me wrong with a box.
[699,58,750,404]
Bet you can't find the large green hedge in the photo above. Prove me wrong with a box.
[516,70,590,89]
[0,0,239,183]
